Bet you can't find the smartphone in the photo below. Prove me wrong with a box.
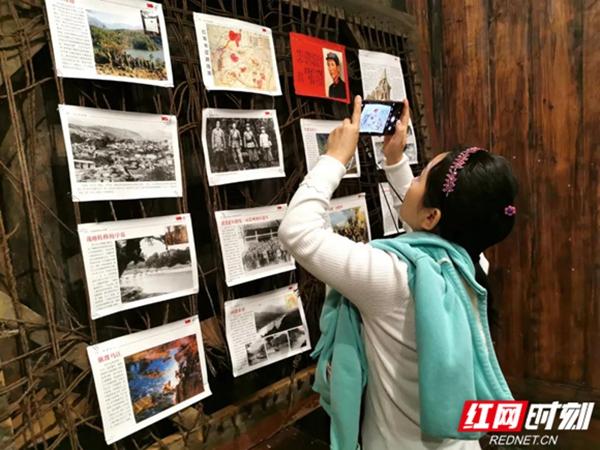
[359,100,404,135]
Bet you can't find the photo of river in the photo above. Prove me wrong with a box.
[86,9,167,81]
[115,225,194,302]
[125,48,165,62]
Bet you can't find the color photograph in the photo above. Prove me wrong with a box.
[323,48,347,100]
[330,206,370,243]
[205,23,278,92]
[87,8,167,80]
[194,13,281,95]
[125,334,204,423]
[290,32,349,103]
[316,132,358,175]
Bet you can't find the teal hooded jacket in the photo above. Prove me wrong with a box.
[311,232,514,450]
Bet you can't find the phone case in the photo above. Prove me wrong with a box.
[359,101,404,136]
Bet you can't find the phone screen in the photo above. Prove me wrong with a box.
[360,103,393,133]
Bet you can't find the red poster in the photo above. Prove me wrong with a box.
[290,32,350,103]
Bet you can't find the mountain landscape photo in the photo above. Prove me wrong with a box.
[86,9,167,80]
[68,120,175,183]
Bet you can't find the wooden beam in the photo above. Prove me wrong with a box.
[0,2,47,87]
[507,376,600,414]
[0,366,16,450]
[0,293,89,371]
[324,0,416,34]
[10,391,88,449]
[149,366,319,450]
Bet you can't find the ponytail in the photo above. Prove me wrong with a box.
[469,253,498,331]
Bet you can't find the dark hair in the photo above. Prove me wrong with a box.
[325,52,340,66]
[422,147,518,326]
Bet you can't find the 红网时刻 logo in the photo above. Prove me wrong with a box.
[458,400,595,446]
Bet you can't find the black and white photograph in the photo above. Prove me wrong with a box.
[316,132,329,155]
[288,327,308,350]
[69,116,175,183]
[372,132,418,167]
[379,182,402,236]
[245,340,268,367]
[265,332,291,359]
[215,205,295,286]
[205,118,280,172]
[202,109,285,186]
[254,298,304,338]
[225,285,311,377]
[404,121,419,164]
[79,215,199,319]
[405,142,418,165]
[358,49,407,103]
[116,224,194,303]
[371,136,386,169]
[59,105,182,202]
[241,220,291,273]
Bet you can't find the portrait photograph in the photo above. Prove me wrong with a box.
[290,32,349,103]
[322,48,347,101]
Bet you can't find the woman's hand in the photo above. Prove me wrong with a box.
[325,95,362,166]
[383,98,410,165]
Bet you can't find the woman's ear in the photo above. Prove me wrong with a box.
[420,207,441,231]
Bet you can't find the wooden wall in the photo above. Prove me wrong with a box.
[407,0,599,446]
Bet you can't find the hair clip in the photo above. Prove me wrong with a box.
[504,205,517,216]
[442,147,486,197]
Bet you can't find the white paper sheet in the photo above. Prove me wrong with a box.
[214,204,295,287]
[358,49,406,102]
[359,50,419,165]
[299,119,360,178]
[87,316,211,444]
[379,182,403,236]
[225,285,311,377]
[371,121,419,167]
[193,13,281,96]
[58,105,182,202]
[78,214,199,319]
[201,108,285,186]
[46,0,174,86]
